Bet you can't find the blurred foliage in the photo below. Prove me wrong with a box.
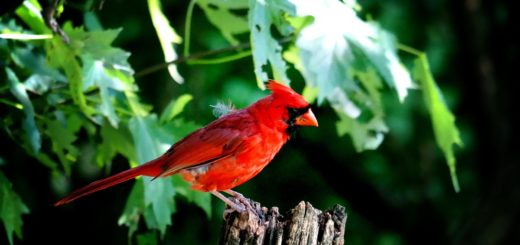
[2,0,516,244]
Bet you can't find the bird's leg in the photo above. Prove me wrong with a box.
[223,189,255,212]
[210,191,245,213]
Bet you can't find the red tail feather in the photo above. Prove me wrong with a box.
[54,159,162,206]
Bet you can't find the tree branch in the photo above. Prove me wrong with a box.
[134,37,292,78]
[43,0,70,44]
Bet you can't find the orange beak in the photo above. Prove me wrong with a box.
[294,109,319,127]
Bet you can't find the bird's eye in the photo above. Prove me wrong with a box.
[288,108,298,118]
[287,106,310,119]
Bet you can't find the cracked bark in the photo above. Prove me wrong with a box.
[219,200,346,245]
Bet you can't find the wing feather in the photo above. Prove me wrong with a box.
[156,110,255,177]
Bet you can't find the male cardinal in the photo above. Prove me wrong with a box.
[55,80,318,212]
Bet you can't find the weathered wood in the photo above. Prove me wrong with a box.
[219,199,346,245]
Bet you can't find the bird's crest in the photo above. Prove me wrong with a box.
[265,80,296,96]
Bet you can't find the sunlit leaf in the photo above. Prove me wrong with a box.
[63,25,133,73]
[0,33,51,40]
[83,60,122,127]
[126,91,152,117]
[249,0,294,88]
[413,54,462,192]
[147,0,184,83]
[0,171,30,245]
[290,0,413,103]
[283,0,415,150]
[159,94,193,123]
[45,36,94,116]
[5,67,41,153]
[14,0,48,34]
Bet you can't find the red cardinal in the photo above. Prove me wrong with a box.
[55,80,318,211]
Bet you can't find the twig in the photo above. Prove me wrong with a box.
[134,36,293,78]
[43,0,70,44]
[135,42,250,78]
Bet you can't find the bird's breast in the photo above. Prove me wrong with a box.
[179,125,286,192]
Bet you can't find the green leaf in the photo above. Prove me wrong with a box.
[45,36,94,117]
[249,0,295,88]
[34,152,59,171]
[47,24,136,127]
[147,0,184,83]
[126,91,152,117]
[413,54,462,192]
[120,115,205,237]
[301,85,319,104]
[336,113,388,151]
[14,0,49,34]
[291,0,413,103]
[136,231,159,245]
[197,0,249,45]
[172,175,212,218]
[284,0,415,151]
[125,115,177,236]
[118,178,145,238]
[0,33,52,40]
[159,94,193,123]
[44,117,81,175]
[66,26,131,68]
[5,67,41,153]
[83,60,124,127]
[0,171,30,245]
[84,11,104,31]
[10,46,66,94]
[96,121,136,168]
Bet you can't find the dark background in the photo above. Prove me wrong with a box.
[1,0,518,244]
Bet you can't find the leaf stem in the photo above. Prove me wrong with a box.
[188,50,252,65]
[135,37,291,77]
[397,43,423,57]
[183,0,197,57]
[0,98,23,110]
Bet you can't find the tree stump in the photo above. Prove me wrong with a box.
[219,199,347,245]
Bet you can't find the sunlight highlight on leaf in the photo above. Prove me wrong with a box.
[45,35,94,117]
[147,0,184,83]
[413,54,462,192]
[14,0,48,34]
[249,0,294,88]
[160,94,193,123]
[5,67,41,153]
[284,0,414,151]
[0,33,52,40]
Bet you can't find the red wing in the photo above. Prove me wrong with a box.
[156,111,255,177]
